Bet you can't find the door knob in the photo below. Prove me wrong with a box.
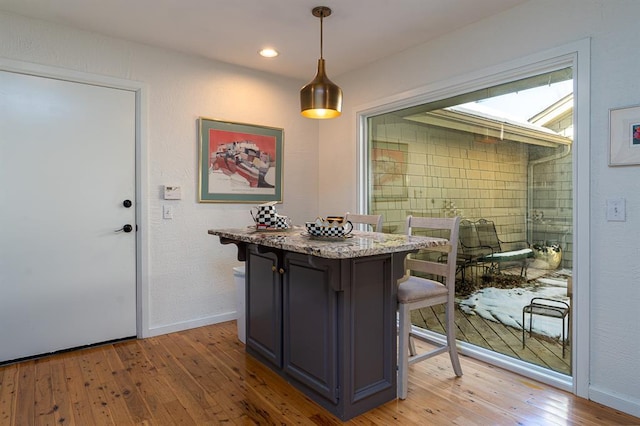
[115,224,133,233]
[123,199,132,208]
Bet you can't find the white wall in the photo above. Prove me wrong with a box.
[321,0,639,417]
[0,12,319,335]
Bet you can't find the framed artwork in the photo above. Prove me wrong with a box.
[609,105,640,166]
[198,118,283,202]
[371,141,408,200]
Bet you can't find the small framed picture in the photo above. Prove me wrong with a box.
[609,104,640,166]
[198,118,284,202]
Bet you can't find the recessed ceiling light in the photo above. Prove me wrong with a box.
[259,48,279,58]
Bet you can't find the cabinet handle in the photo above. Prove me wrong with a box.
[272,266,277,272]
[279,268,285,274]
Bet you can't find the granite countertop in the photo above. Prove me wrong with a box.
[208,226,448,259]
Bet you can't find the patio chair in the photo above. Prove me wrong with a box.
[457,219,487,282]
[397,215,462,400]
[459,218,534,277]
[344,212,383,232]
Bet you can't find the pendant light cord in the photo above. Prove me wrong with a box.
[319,12,324,60]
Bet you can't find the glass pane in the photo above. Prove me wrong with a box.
[368,68,573,376]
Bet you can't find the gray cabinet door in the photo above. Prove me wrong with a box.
[246,247,281,367]
[282,252,339,403]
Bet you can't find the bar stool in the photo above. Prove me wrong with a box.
[397,215,462,400]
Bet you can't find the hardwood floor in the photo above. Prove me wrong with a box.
[1,321,638,425]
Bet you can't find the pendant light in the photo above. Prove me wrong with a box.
[300,6,343,119]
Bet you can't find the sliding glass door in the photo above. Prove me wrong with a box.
[365,68,575,377]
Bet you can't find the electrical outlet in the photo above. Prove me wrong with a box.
[606,198,625,222]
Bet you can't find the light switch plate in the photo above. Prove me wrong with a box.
[163,205,173,219]
[606,198,626,221]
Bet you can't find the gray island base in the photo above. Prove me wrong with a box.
[208,227,447,421]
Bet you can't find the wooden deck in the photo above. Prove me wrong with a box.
[412,304,571,375]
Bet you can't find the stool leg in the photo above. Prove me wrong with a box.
[446,302,463,377]
[398,303,410,400]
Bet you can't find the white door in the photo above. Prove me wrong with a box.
[0,70,137,362]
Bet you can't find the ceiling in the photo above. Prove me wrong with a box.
[0,0,527,80]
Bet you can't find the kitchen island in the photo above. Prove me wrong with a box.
[208,226,447,420]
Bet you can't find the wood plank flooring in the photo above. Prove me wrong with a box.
[1,321,638,425]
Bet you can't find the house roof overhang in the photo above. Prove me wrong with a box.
[404,106,573,148]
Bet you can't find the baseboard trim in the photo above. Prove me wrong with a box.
[145,311,237,337]
[589,385,640,418]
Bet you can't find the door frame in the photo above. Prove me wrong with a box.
[0,57,149,338]
[355,39,590,398]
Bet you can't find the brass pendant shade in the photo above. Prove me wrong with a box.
[300,59,343,119]
[300,6,343,119]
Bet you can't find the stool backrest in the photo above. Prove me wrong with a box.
[404,215,461,288]
[345,212,383,232]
